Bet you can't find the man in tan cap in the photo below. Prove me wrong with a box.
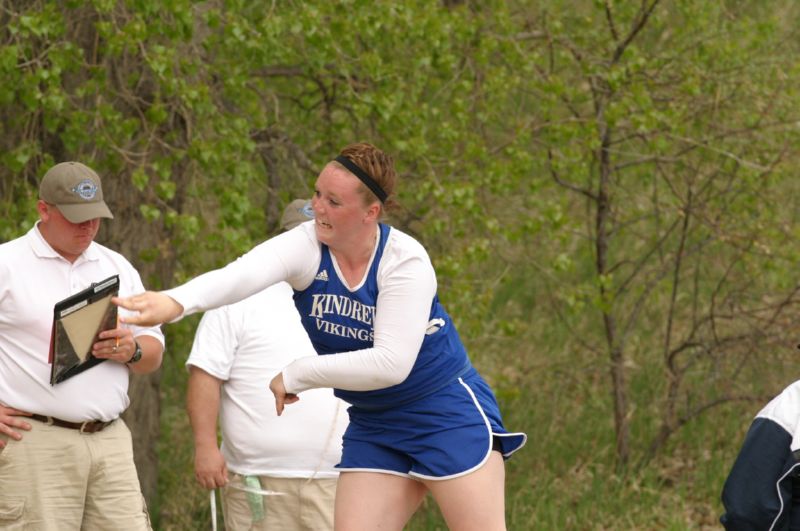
[186,199,348,531]
[279,198,315,232]
[38,161,115,223]
[0,161,164,529]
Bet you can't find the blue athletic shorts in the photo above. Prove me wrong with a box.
[337,368,527,480]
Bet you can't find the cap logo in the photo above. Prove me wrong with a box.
[300,201,314,218]
[72,179,98,201]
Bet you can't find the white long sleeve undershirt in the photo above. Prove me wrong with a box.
[166,222,437,394]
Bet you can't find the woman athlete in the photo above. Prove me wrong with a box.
[116,142,526,530]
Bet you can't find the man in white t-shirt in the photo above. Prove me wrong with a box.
[186,199,348,531]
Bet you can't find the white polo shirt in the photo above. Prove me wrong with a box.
[0,224,165,422]
[186,282,348,478]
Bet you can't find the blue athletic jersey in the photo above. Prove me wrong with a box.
[293,224,471,409]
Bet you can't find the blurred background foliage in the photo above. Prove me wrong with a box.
[3,0,800,528]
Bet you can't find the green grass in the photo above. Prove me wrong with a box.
[151,311,776,530]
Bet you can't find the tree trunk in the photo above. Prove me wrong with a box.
[594,92,630,468]
[122,373,161,504]
[99,172,178,508]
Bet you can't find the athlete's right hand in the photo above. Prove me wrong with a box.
[113,291,184,326]
[0,404,32,447]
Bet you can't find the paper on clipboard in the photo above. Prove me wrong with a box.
[49,275,120,385]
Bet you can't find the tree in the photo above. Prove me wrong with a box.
[519,0,800,467]
[5,0,800,524]
[0,0,534,510]
[0,0,300,502]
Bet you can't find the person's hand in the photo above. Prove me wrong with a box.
[92,323,137,364]
[113,291,183,327]
[194,445,228,490]
[0,404,32,447]
[269,373,299,416]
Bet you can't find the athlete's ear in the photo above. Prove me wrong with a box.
[364,201,381,223]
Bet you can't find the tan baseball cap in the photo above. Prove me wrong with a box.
[39,162,114,223]
[280,199,314,231]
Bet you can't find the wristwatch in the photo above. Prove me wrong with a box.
[126,340,143,364]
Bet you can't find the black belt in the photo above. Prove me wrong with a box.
[30,414,115,434]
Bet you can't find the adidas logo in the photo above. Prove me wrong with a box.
[315,269,329,282]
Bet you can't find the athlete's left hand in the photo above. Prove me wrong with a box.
[269,373,299,416]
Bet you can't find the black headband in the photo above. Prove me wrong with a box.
[334,155,388,203]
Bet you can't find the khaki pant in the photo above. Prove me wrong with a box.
[221,473,337,531]
[0,418,151,531]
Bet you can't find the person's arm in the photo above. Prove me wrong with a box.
[721,416,795,530]
[187,366,228,489]
[0,404,31,447]
[279,248,436,395]
[115,229,318,326]
[185,305,241,488]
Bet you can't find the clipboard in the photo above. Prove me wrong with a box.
[48,275,120,385]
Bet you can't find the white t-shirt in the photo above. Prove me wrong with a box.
[186,282,349,478]
[0,224,165,422]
